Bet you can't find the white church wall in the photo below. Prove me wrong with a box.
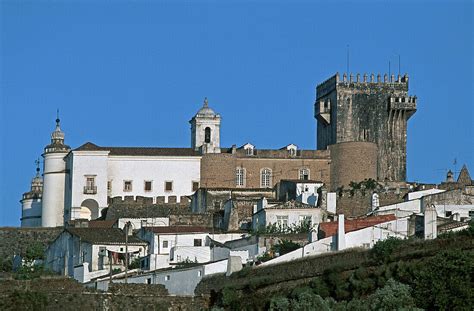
[107,156,201,203]
[69,151,110,220]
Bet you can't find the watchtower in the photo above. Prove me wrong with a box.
[315,73,417,182]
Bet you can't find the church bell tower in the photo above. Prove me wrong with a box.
[190,97,221,154]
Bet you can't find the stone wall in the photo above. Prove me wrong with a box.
[0,277,208,310]
[316,73,415,182]
[329,142,378,191]
[200,151,331,189]
[0,227,62,258]
[336,190,407,217]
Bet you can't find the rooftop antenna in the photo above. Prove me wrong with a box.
[35,158,41,176]
[398,54,401,76]
[56,109,60,125]
[389,61,391,78]
[346,44,350,74]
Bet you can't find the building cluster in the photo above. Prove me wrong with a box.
[19,73,474,295]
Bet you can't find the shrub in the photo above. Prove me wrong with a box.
[367,279,416,310]
[269,296,290,311]
[412,250,473,310]
[371,237,404,263]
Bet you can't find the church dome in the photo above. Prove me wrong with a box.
[195,98,217,116]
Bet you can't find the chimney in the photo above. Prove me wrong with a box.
[337,214,346,250]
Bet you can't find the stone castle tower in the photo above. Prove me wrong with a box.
[315,73,417,182]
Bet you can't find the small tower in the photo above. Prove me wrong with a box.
[446,170,455,183]
[41,113,71,227]
[20,160,43,227]
[190,97,221,153]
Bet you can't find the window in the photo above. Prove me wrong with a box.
[198,271,202,277]
[147,278,152,284]
[107,181,112,193]
[276,216,289,227]
[299,168,310,180]
[289,148,296,157]
[446,211,452,217]
[246,147,253,156]
[144,181,152,191]
[194,239,202,246]
[236,168,245,187]
[165,275,170,281]
[205,127,211,143]
[162,240,168,248]
[261,168,272,188]
[123,180,132,192]
[192,181,200,192]
[84,176,97,194]
[165,181,173,191]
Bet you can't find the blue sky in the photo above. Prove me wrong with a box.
[1,0,473,226]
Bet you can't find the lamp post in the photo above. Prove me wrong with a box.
[124,221,131,284]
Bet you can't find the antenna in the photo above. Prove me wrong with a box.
[398,54,401,76]
[389,61,391,78]
[346,44,350,74]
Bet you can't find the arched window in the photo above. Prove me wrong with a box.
[235,168,245,187]
[299,168,310,180]
[260,168,272,188]
[204,127,211,143]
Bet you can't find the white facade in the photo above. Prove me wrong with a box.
[253,199,325,231]
[45,229,147,277]
[259,218,409,266]
[65,150,201,222]
[42,152,69,227]
[407,188,445,200]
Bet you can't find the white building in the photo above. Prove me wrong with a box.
[21,99,221,227]
[45,228,147,278]
[252,198,326,231]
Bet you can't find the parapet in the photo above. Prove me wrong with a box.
[317,72,409,97]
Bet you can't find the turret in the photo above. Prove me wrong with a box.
[189,97,221,154]
[20,160,43,227]
[41,114,71,227]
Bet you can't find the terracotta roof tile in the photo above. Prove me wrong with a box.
[318,214,397,238]
[144,226,211,234]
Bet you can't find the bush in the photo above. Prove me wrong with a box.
[371,237,404,263]
[412,250,473,310]
[24,242,45,261]
[269,296,290,311]
[272,239,300,256]
[367,279,416,310]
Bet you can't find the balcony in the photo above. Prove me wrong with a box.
[83,186,97,195]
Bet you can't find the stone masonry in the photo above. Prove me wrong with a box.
[315,73,416,182]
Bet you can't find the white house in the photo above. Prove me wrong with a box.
[45,228,147,279]
[252,198,325,231]
[138,226,211,270]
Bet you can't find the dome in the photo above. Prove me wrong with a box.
[196,97,216,116]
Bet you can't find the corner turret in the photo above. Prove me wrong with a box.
[41,113,71,227]
[20,159,43,227]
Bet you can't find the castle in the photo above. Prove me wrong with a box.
[20,73,417,227]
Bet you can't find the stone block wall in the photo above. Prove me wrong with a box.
[329,141,378,191]
[201,152,331,189]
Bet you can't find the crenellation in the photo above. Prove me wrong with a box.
[316,72,417,183]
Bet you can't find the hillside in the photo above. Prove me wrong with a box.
[197,229,474,310]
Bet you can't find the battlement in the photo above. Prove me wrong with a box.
[317,72,409,99]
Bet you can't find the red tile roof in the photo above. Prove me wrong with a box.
[318,214,397,238]
[144,226,211,234]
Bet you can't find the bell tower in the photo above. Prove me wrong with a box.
[190,97,221,154]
